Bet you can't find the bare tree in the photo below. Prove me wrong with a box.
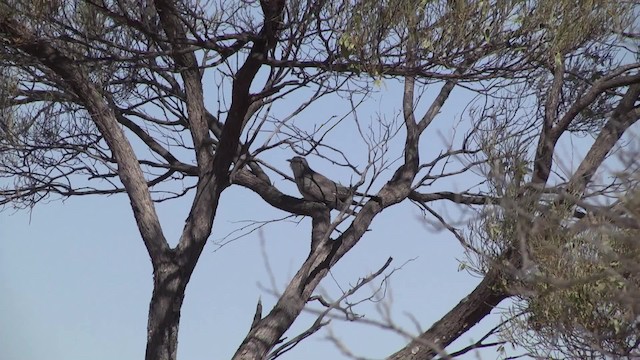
[1,1,638,360]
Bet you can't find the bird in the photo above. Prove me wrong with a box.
[287,156,354,210]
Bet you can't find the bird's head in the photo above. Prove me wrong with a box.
[287,156,310,176]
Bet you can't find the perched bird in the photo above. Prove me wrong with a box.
[288,156,354,210]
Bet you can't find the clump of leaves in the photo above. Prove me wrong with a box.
[506,191,640,358]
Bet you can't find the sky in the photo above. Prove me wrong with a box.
[1,67,530,360]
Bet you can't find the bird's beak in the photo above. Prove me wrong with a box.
[286,158,293,162]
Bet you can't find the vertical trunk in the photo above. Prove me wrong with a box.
[145,262,187,360]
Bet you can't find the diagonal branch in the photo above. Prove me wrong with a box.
[565,84,640,195]
[533,69,640,186]
[388,266,509,360]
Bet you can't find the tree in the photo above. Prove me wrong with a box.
[1,0,638,359]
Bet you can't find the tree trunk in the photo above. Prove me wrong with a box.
[145,262,188,360]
